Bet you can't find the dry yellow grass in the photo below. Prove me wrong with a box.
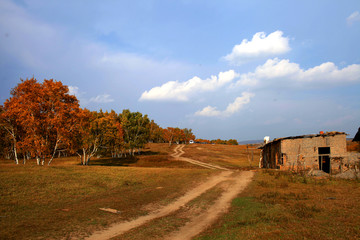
[2,143,358,240]
[0,143,214,240]
[182,143,260,169]
[196,170,360,240]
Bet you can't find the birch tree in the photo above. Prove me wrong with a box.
[121,110,150,155]
[1,78,81,165]
[74,110,105,165]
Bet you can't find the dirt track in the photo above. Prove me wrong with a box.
[171,144,229,170]
[86,145,253,240]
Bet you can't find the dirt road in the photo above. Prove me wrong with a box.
[171,144,229,170]
[86,145,253,240]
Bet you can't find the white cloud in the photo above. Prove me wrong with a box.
[347,11,360,25]
[195,92,254,117]
[223,31,290,65]
[89,94,114,103]
[67,86,114,105]
[195,106,221,117]
[68,86,79,96]
[139,70,238,102]
[235,58,360,88]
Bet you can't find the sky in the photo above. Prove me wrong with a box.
[0,0,360,141]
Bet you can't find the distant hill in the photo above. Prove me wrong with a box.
[238,140,263,145]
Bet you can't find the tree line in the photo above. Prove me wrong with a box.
[0,78,195,165]
[195,139,239,145]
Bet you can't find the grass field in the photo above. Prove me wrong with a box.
[0,143,215,239]
[182,144,260,169]
[1,143,359,239]
[196,170,360,240]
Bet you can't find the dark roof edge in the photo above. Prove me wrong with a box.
[259,131,347,149]
[353,127,360,142]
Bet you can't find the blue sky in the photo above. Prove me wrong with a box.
[1,0,360,141]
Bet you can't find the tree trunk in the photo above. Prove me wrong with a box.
[82,148,87,165]
[13,143,19,164]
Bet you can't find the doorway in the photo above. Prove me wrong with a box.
[318,147,331,173]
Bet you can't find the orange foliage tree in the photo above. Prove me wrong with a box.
[183,128,195,144]
[0,78,81,165]
[173,128,185,144]
[1,78,198,164]
[162,127,175,146]
[73,110,125,165]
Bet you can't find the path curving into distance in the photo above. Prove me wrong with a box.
[86,145,253,240]
[171,144,229,170]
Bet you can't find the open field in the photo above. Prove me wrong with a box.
[182,144,260,169]
[1,143,359,239]
[196,170,360,240]
[0,143,215,239]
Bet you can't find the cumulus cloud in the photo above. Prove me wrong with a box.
[195,106,221,117]
[195,92,254,117]
[89,94,114,103]
[139,70,238,101]
[67,86,114,105]
[68,86,79,96]
[235,58,360,88]
[223,31,290,65]
[347,11,360,25]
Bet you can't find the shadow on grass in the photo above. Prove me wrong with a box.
[90,156,139,166]
[89,151,160,166]
[140,150,161,156]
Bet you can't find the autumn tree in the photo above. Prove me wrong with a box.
[74,110,120,165]
[173,128,185,144]
[73,109,96,165]
[227,139,239,145]
[102,110,124,158]
[0,118,13,160]
[183,128,195,144]
[195,139,211,144]
[42,79,81,165]
[162,127,175,146]
[0,78,81,165]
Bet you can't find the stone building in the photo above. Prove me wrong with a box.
[259,132,352,173]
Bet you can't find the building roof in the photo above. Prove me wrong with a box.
[259,131,346,149]
[353,128,360,142]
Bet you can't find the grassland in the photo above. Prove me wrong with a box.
[196,170,360,240]
[182,144,260,169]
[1,143,359,240]
[0,143,214,239]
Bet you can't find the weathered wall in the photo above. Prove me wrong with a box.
[261,140,281,169]
[261,134,349,173]
[280,134,347,172]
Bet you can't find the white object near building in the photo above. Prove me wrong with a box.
[264,136,270,144]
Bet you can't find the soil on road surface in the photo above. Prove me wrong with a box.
[86,145,254,240]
